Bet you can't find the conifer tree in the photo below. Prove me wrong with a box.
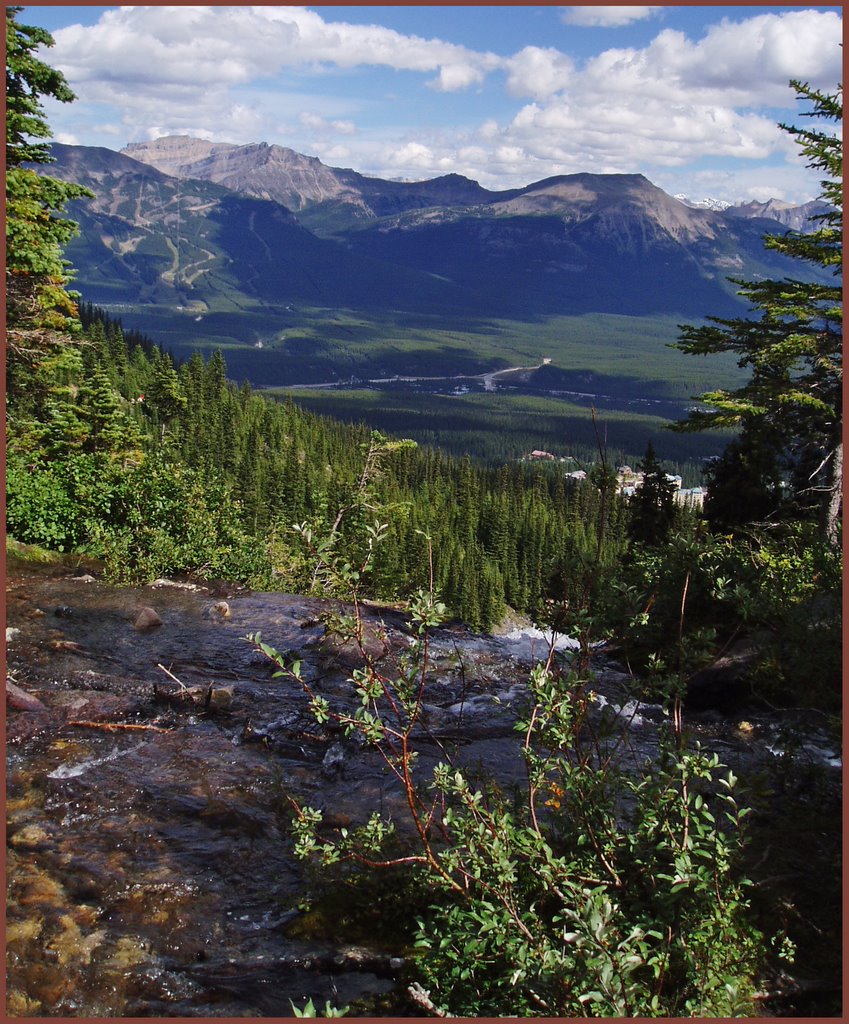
[147,354,187,440]
[6,7,93,381]
[701,422,784,533]
[673,81,842,545]
[628,441,677,546]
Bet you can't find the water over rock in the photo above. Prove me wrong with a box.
[6,679,47,712]
[5,556,841,1016]
[133,606,163,631]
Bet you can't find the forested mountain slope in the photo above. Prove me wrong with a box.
[7,307,631,630]
[43,142,829,389]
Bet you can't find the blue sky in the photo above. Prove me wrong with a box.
[21,5,843,203]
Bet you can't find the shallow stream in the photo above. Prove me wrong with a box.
[6,556,841,1016]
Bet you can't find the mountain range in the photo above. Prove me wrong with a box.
[675,191,829,231]
[44,137,831,385]
[125,135,827,236]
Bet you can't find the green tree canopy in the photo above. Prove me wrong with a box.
[673,81,842,545]
[6,6,93,372]
[628,440,677,546]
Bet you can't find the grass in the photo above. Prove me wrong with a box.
[6,538,69,564]
[109,306,744,397]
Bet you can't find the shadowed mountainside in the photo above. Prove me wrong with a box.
[44,140,830,386]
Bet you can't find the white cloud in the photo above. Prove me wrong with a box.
[479,120,501,141]
[608,11,844,106]
[45,6,502,158]
[561,7,662,28]
[319,144,354,164]
[576,11,842,113]
[41,6,841,203]
[505,47,574,100]
[655,159,825,206]
[51,6,500,95]
[429,62,487,92]
[299,112,357,136]
[389,141,435,170]
[131,93,268,144]
[491,8,841,191]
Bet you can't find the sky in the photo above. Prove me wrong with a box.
[20,4,844,204]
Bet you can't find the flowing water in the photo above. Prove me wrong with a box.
[6,556,841,1016]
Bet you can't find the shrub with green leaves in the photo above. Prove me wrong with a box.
[6,451,123,552]
[405,667,763,1018]
[290,997,348,1018]
[601,525,842,711]
[90,456,273,586]
[246,515,767,1018]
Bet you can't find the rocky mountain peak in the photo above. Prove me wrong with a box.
[123,135,237,174]
[122,135,361,211]
[725,197,830,232]
[489,171,719,244]
[674,194,732,212]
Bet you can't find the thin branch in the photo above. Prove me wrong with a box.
[66,720,170,733]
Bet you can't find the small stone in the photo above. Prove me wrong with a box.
[47,914,106,966]
[6,627,21,643]
[321,742,347,780]
[9,823,51,849]
[154,680,203,705]
[55,605,73,618]
[324,810,353,829]
[105,936,150,969]
[73,574,96,584]
[7,715,53,746]
[133,607,162,631]
[205,600,231,620]
[6,918,44,945]
[149,578,200,591]
[207,684,234,711]
[6,680,47,712]
[6,991,42,1017]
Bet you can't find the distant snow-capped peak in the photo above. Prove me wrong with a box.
[674,193,732,211]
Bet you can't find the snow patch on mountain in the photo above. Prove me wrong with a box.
[674,193,732,211]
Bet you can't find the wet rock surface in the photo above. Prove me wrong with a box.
[6,556,841,1016]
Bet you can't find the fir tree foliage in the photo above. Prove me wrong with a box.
[673,81,842,544]
[5,7,93,361]
[628,441,677,546]
[700,422,784,533]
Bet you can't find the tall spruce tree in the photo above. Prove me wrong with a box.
[6,7,93,384]
[673,81,842,545]
[700,422,785,533]
[628,441,677,546]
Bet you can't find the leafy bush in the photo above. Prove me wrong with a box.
[719,525,842,710]
[6,455,82,551]
[90,457,273,586]
[290,997,348,1018]
[601,525,841,711]
[246,521,767,1017]
[6,452,122,551]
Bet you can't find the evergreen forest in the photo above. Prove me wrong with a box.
[8,299,639,631]
[5,8,843,1018]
